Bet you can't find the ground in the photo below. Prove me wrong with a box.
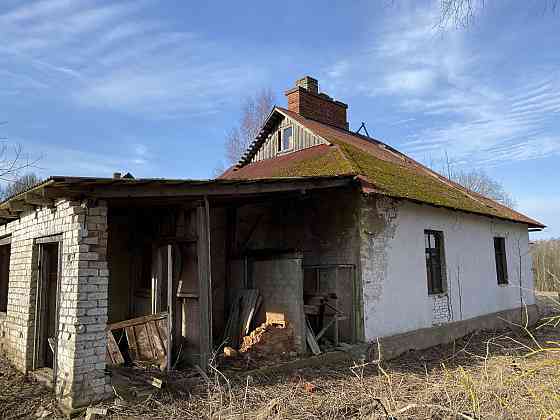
[1,298,559,419]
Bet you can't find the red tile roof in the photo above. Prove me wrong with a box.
[222,107,544,228]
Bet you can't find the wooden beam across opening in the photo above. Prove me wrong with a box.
[53,177,354,199]
[0,209,19,219]
[7,200,34,213]
[24,192,53,207]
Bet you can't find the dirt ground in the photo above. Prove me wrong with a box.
[1,309,559,419]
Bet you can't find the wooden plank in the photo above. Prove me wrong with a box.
[8,200,34,212]
[106,331,125,365]
[0,209,18,219]
[315,317,337,342]
[125,327,138,361]
[197,203,212,369]
[305,318,321,355]
[156,318,168,353]
[107,312,168,332]
[147,321,166,360]
[167,244,173,371]
[136,323,155,360]
[24,192,52,207]
[62,177,353,198]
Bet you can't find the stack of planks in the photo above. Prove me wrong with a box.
[106,313,169,369]
[223,289,262,349]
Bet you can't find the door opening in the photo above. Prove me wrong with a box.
[35,242,60,371]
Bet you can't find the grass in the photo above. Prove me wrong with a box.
[1,304,559,419]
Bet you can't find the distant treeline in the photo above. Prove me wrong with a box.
[531,239,560,292]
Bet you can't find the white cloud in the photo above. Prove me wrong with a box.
[384,69,437,94]
[322,2,560,167]
[0,1,262,117]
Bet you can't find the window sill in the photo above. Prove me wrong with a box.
[429,292,448,297]
[276,148,295,156]
[498,283,510,288]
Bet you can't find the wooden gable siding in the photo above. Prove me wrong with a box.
[251,116,327,163]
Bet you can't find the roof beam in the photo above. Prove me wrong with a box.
[59,177,354,199]
[0,209,18,219]
[8,200,35,213]
[24,192,53,207]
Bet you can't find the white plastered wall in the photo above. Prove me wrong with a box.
[361,197,535,341]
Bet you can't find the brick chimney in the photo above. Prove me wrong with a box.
[285,76,348,130]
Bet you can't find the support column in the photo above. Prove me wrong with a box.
[197,200,212,369]
[56,201,112,411]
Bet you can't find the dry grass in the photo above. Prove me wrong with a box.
[1,308,559,419]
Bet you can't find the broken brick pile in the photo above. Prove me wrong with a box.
[239,322,294,355]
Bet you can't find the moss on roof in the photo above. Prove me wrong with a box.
[271,146,354,178]
[225,108,544,228]
[338,142,500,216]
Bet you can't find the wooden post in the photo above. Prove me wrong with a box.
[197,198,212,369]
[166,244,173,371]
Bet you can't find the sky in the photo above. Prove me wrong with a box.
[0,0,559,238]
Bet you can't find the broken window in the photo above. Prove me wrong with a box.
[0,239,11,313]
[494,237,508,285]
[425,230,445,295]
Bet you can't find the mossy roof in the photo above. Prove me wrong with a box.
[221,107,544,228]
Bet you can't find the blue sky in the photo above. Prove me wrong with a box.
[0,0,559,238]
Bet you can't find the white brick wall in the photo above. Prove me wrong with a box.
[0,199,111,410]
[431,294,451,325]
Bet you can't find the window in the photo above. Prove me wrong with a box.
[277,126,293,152]
[425,230,445,294]
[0,242,11,313]
[494,237,508,285]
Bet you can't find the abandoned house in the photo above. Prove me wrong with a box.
[0,76,545,411]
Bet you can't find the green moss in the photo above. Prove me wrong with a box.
[271,147,354,178]
[339,143,503,217]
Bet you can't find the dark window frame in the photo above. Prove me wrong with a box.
[494,237,508,285]
[0,239,11,313]
[425,230,446,295]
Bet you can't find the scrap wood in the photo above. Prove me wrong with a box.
[106,313,168,367]
[305,318,321,355]
[106,331,125,365]
[106,312,168,332]
[223,289,261,349]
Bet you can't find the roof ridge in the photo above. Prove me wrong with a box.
[332,143,360,175]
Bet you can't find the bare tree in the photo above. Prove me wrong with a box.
[225,89,275,166]
[438,0,558,28]
[531,239,560,292]
[450,169,516,208]
[429,152,516,208]
[1,172,42,200]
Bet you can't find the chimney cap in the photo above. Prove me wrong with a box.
[295,76,319,94]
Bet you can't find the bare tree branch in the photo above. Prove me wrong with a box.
[437,0,558,28]
[428,153,516,208]
[224,88,275,166]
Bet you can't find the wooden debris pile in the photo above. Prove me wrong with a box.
[239,322,294,355]
[106,312,169,369]
[223,289,262,349]
[304,293,347,355]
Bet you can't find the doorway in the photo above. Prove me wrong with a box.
[34,241,61,371]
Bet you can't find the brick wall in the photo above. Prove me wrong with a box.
[285,86,348,130]
[0,199,111,411]
[431,294,451,325]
